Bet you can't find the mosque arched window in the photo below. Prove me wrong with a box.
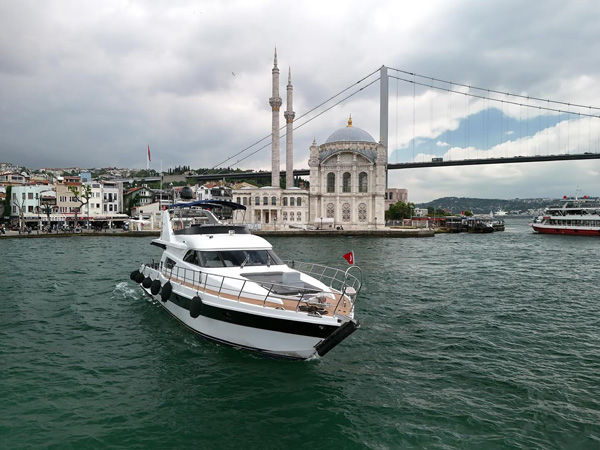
[255,197,260,206]
[271,196,277,206]
[297,197,302,206]
[283,197,288,206]
[263,196,268,205]
[343,172,351,193]
[290,197,295,207]
[327,173,335,193]
[359,172,368,193]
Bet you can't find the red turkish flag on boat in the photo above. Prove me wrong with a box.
[342,251,354,265]
[147,145,151,162]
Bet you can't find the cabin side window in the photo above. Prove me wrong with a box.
[200,251,224,268]
[183,250,201,266]
[165,258,176,269]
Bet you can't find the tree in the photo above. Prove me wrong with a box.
[69,184,92,229]
[2,185,11,221]
[428,206,447,217]
[41,204,54,228]
[386,201,415,220]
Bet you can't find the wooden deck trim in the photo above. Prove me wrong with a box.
[159,269,354,317]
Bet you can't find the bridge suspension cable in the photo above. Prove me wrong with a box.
[225,77,381,169]
[388,67,600,113]
[200,68,381,175]
[388,73,600,119]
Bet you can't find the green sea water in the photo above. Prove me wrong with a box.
[1,219,599,449]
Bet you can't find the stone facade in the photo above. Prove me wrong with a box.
[309,118,387,230]
[232,187,309,230]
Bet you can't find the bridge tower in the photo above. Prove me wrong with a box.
[379,65,389,187]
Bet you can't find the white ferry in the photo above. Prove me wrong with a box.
[130,200,361,360]
[531,196,600,236]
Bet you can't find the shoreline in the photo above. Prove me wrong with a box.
[1,227,434,239]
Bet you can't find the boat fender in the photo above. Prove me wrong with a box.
[142,277,152,288]
[315,320,360,357]
[130,270,139,281]
[134,271,145,283]
[160,282,172,302]
[150,279,161,295]
[190,296,203,318]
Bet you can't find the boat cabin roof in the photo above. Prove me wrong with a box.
[174,224,250,235]
[177,232,272,252]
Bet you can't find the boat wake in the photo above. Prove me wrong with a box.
[112,281,139,300]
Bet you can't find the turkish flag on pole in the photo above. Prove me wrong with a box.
[342,251,354,265]
[147,145,151,162]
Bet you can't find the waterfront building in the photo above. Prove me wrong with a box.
[82,180,126,228]
[55,176,82,221]
[385,188,408,210]
[309,116,387,230]
[196,183,232,202]
[123,184,155,213]
[0,171,30,185]
[9,183,55,228]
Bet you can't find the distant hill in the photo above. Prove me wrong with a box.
[415,197,561,215]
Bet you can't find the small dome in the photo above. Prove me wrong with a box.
[180,186,194,200]
[325,116,376,144]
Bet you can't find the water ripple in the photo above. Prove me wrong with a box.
[1,223,599,449]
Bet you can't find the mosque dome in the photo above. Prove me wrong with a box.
[324,116,376,144]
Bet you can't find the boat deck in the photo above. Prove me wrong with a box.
[155,267,356,318]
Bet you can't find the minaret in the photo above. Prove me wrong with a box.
[269,48,282,188]
[284,67,295,189]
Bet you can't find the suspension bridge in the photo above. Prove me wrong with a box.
[193,65,600,183]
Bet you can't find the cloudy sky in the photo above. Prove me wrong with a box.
[2,0,600,202]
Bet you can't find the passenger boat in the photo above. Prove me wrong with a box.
[531,196,600,236]
[129,200,362,360]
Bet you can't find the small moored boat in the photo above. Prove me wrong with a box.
[129,200,362,360]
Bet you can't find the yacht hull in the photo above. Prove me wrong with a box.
[139,269,355,360]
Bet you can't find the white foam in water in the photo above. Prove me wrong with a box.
[113,281,138,299]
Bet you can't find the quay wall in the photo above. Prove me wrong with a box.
[1,228,434,239]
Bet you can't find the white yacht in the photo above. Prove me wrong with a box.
[130,200,361,360]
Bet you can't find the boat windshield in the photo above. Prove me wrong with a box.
[183,249,283,268]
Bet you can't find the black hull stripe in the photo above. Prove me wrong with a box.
[145,287,338,338]
[143,290,306,360]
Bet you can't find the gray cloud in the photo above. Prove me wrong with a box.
[1,0,600,202]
